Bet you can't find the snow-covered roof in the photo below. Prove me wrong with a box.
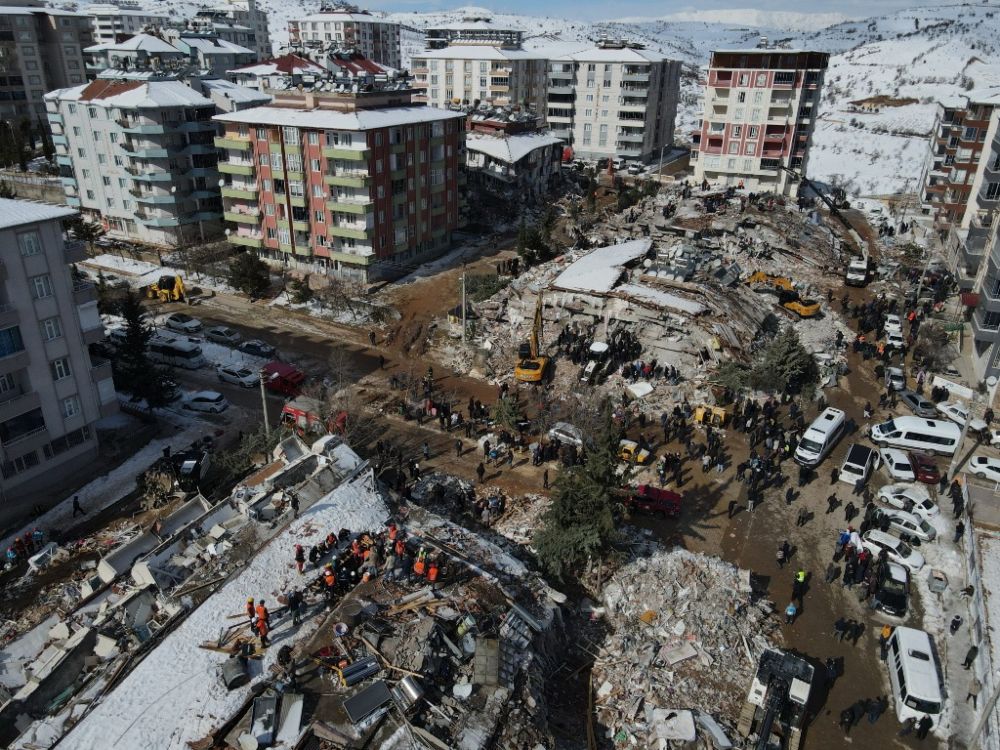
[229,53,326,77]
[433,19,522,31]
[416,44,545,61]
[98,33,180,54]
[551,45,665,63]
[85,5,169,17]
[215,105,466,130]
[48,79,214,109]
[0,199,76,230]
[294,11,396,24]
[618,283,706,315]
[466,132,562,164]
[200,78,271,104]
[179,35,253,55]
[59,468,389,750]
[967,87,1000,106]
[552,239,651,295]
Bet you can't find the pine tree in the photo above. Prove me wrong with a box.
[749,327,819,394]
[114,290,173,407]
[227,252,271,298]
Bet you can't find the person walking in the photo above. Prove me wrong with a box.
[796,507,808,527]
[728,499,737,518]
[951,615,963,635]
[834,617,848,641]
[955,521,966,544]
[543,469,549,490]
[964,645,979,669]
[785,601,797,624]
[867,697,885,724]
[827,494,839,514]
[287,588,304,626]
[294,544,305,575]
[968,678,983,709]
[422,442,430,461]
[844,501,857,522]
[71,495,85,517]
[898,717,916,737]
[785,487,794,506]
[476,462,485,484]
[290,491,299,520]
[830,467,839,484]
[455,439,462,458]
[916,715,933,739]
[776,545,786,568]
[245,597,256,626]
[825,562,838,583]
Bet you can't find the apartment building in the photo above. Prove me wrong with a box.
[288,10,400,69]
[191,0,271,60]
[213,87,465,283]
[425,16,523,50]
[0,200,116,501]
[691,49,828,196]
[412,46,548,113]
[465,110,563,203]
[85,4,169,45]
[85,32,256,79]
[0,4,92,123]
[46,79,225,247]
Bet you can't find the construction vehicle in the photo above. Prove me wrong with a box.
[146,274,186,303]
[514,294,549,383]
[738,648,814,750]
[694,405,729,427]
[136,445,211,510]
[746,273,822,318]
[618,439,652,465]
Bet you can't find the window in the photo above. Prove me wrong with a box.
[98,154,106,165]
[738,73,749,86]
[734,108,744,121]
[313,184,324,198]
[965,126,977,140]
[102,176,111,186]
[256,127,266,140]
[754,90,764,103]
[737,91,746,103]
[728,142,739,154]
[0,327,23,358]
[732,125,742,138]
[585,109,593,117]
[30,275,52,299]
[87,106,97,118]
[93,130,101,142]
[751,108,761,121]
[0,373,15,396]
[987,182,1000,201]
[62,396,80,419]
[756,73,767,86]
[1,449,38,478]
[308,131,319,145]
[282,126,299,142]
[86,190,94,200]
[50,357,71,381]
[76,148,86,158]
[310,158,320,172]
[17,232,40,256]
[40,317,61,341]
[748,126,759,138]
[264,203,275,216]
[745,143,756,155]
[314,209,324,222]
[258,153,270,167]
[277,228,290,245]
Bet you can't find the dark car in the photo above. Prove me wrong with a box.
[872,561,910,618]
[898,389,937,419]
[624,485,682,519]
[908,452,940,484]
[239,339,277,359]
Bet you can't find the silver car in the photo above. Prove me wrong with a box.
[898,390,937,418]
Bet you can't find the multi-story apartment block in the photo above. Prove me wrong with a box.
[546,40,681,164]
[46,79,225,246]
[425,15,523,50]
[0,3,92,123]
[213,87,465,283]
[192,0,271,60]
[691,49,828,196]
[85,3,169,45]
[86,32,255,80]
[288,9,400,69]
[0,200,117,501]
[412,46,548,114]
[229,50,394,92]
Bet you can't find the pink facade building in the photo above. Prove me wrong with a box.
[691,50,828,197]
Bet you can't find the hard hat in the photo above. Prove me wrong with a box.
[247,597,254,602]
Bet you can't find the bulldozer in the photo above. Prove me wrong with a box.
[146,274,185,303]
[746,272,821,319]
[514,294,549,383]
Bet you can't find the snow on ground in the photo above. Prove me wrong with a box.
[59,468,389,750]
[82,254,239,297]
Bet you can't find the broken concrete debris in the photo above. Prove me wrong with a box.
[591,547,779,746]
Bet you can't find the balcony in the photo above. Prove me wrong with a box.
[622,72,650,82]
[328,250,375,267]
[327,199,373,215]
[0,390,40,425]
[2,424,48,449]
[119,120,166,135]
[547,85,574,96]
[328,224,372,241]
[126,165,172,181]
[221,185,257,200]
[0,348,30,375]
[971,309,1000,345]
[324,173,370,188]
[0,303,17,329]
[64,240,86,264]
[322,147,370,161]
[618,132,644,143]
[229,233,263,249]
[90,359,113,386]
[72,281,97,304]
[214,135,251,150]
[219,161,255,176]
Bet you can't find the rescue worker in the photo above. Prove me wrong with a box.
[255,599,270,632]
[288,588,304,627]
[257,613,270,647]
[31,528,44,548]
[427,554,440,583]
[323,563,337,609]
[245,597,256,625]
[5,547,17,565]
[387,522,398,542]
[294,544,305,574]
[413,546,428,577]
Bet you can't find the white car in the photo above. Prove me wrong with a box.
[861,529,925,572]
[205,326,242,346]
[183,391,229,413]
[885,331,906,350]
[877,483,940,519]
[990,429,1000,447]
[217,364,259,388]
[871,506,937,542]
[880,448,916,482]
[165,312,203,334]
[936,401,987,432]
[969,454,1000,483]
[885,366,905,391]
[884,314,902,335]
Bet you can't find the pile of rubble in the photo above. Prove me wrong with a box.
[591,547,779,746]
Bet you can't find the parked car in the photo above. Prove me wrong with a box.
[861,529,925,572]
[627,163,644,176]
[183,391,229,413]
[884,314,903,336]
[107,327,128,348]
[969,454,1000,483]
[217,364,259,388]
[936,401,987,432]
[624,485,681,519]
[547,422,585,449]
[840,443,881,487]
[877,483,939,519]
[871,506,937,543]
[164,312,203,333]
[880,448,916,482]
[885,331,906,350]
[885,367,906,391]
[872,561,910,618]
[239,339,277,359]
[205,326,242,346]
[908,452,940,485]
[262,361,305,396]
[898,390,937,419]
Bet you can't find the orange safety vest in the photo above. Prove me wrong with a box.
[255,605,269,623]
[246,602,255,618]
[388,525,398,541]
[324,571,336,588]
[413,558,426,576]
[257,618,269,637]
[427,563,439,582]
[395,539,405,556]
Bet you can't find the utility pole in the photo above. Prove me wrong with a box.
[259,369,270,436]
[461,266,467,345]
[948,376,999,479]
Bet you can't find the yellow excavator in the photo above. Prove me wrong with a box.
[514,294,549,383]
[745,271,794,293]
[745,271,821,318]
[146,274,185,303]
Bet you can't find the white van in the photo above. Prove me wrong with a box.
[870,416,962,456]
[794,407,846,466]
[148,335,207,370]
[886,627,944,724]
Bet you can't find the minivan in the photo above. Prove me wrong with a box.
[147,335,207,370]
[886,627,943,724]
[870,417,962,456]
[794,407,846,466]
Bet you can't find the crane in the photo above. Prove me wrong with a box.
[514,293,549,383]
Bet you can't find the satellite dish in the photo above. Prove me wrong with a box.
[218,178,225,186]
[988,376,998,388]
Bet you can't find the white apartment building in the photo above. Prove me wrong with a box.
[84,4,169,45]
[288,10,400,69]
[0,200,116,502]
[192,0,271,60]
[546,41,681,164]
[0,4,92,123]
[85,32,256,81]
[691,49,829,196]
[412,45,548,113]
[46,79,225,247]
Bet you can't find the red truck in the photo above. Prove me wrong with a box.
[280,396,347,436]
[624,485,682,519]
[262,361,305,396]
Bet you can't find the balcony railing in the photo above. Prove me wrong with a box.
[3,425,46,447]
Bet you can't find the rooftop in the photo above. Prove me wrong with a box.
[552,238,652,294]
[215,104,466,130]
[199,78,272,104]
[178,35,253,55]
[552,44,667,63]
[417,44,545,61]
[466,131,563,164]
[229,53,327,77]
[294,10,396,24]
[84,4,169,16]
[47,79,215,108]
[0,199,76,230]
[86,32,179,54]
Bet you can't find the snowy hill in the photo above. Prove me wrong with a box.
[618,9,852,33]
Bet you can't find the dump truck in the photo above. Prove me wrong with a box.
[145,274,186,302]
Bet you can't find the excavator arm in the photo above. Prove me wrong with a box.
[530,294,542,359]
[779,165,855,238]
